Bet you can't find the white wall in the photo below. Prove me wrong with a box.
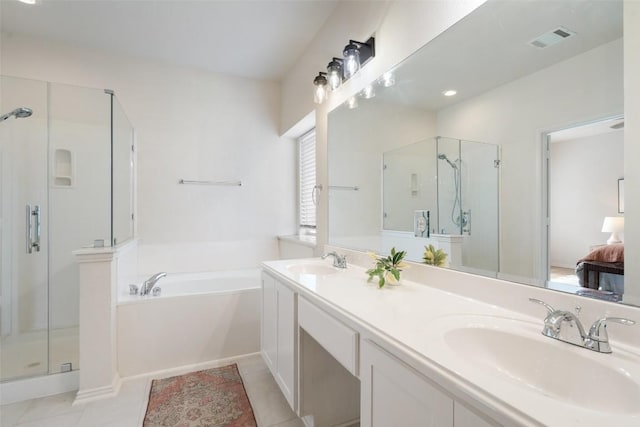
[550,132,624,268]
[328,100,436,240]
[383,139,437,232]
[1,34,298,273]
[437,38,623,282]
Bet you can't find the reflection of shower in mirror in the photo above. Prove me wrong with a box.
[437,149,468,231]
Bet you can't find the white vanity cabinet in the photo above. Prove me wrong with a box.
[261,272,297,410]
[360,339,454,426]
[360,339,499,427]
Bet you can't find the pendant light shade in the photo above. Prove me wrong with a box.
[327,58,343,91]
[343,42,361,79]
[342,37,375,80]
[313,72,328,104]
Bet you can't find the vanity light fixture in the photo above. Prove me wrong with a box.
[342,37,376,80]
[312,36,376,104]
[313,72,328,104]
[327,58,344,91]
[443,89,458,97]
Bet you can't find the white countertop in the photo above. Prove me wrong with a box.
[262,257,640,427]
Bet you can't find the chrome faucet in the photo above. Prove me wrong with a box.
[322,252,347,268]
[529,298,635,353]
[586,317,636,353]
[141,272,167,296]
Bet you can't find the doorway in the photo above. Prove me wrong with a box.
[543,115,624,296]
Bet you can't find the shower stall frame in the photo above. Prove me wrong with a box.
[0,76,134,404]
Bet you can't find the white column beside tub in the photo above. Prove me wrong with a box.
[72,247,121,404]
[431,234,463,268]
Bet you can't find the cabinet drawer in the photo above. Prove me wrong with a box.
[298,296,359,376]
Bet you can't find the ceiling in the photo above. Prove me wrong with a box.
[373,0,623,111]
[0,0,339,81]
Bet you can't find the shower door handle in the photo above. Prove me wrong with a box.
[25,204,41,254]
[32,205,41,252]
[26,204,32,254]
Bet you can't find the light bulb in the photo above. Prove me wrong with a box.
[328,71,341,91]
[347,96,358,109]
[314,84,327,104]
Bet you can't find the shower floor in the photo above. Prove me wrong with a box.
[0,327,79,382]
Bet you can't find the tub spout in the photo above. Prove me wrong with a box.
[141,272,167,296]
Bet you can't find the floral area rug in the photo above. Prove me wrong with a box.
[143,364,257,427]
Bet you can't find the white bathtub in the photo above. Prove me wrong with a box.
[116,269,262,376]
[119,269,261,302]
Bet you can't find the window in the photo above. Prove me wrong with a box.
[299,129,316,233]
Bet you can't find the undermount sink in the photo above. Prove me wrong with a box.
[286,262,339,276]
[434,315,640,414]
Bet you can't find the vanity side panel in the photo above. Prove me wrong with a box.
[261,272,277,375]
[275,280,297,410]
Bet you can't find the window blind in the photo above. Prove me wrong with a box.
[299,129,316,229]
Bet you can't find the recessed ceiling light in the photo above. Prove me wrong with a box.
[443,90,457,97]
[18,0,37,4]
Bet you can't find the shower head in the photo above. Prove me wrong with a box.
[0,107,33,122]
[438,153,458,169]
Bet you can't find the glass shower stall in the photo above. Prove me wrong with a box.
[436,136,500,274]
[0,76,134,384]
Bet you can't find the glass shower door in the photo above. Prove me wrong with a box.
[0,76,50,381]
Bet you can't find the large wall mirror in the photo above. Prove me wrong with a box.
[328,0,633,304]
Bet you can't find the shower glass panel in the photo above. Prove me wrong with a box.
[459,139,500,273]
[112,96,134,245]
[0,76,49,380]
[48,83,111,375]
[0,76,133,383]
[436,136,500,274]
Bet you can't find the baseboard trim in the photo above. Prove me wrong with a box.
[121,352,262,382]
[73,374,121,405]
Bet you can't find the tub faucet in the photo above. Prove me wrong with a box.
[141,272,167,296]
[322,252,347,268]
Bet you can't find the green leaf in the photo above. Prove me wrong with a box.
[378,276,385,288]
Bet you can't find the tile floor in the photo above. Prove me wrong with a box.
[0,353,304,427]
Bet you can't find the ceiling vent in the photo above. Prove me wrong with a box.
[529,27,576,49]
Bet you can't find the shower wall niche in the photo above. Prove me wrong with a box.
[0,76,134,383]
